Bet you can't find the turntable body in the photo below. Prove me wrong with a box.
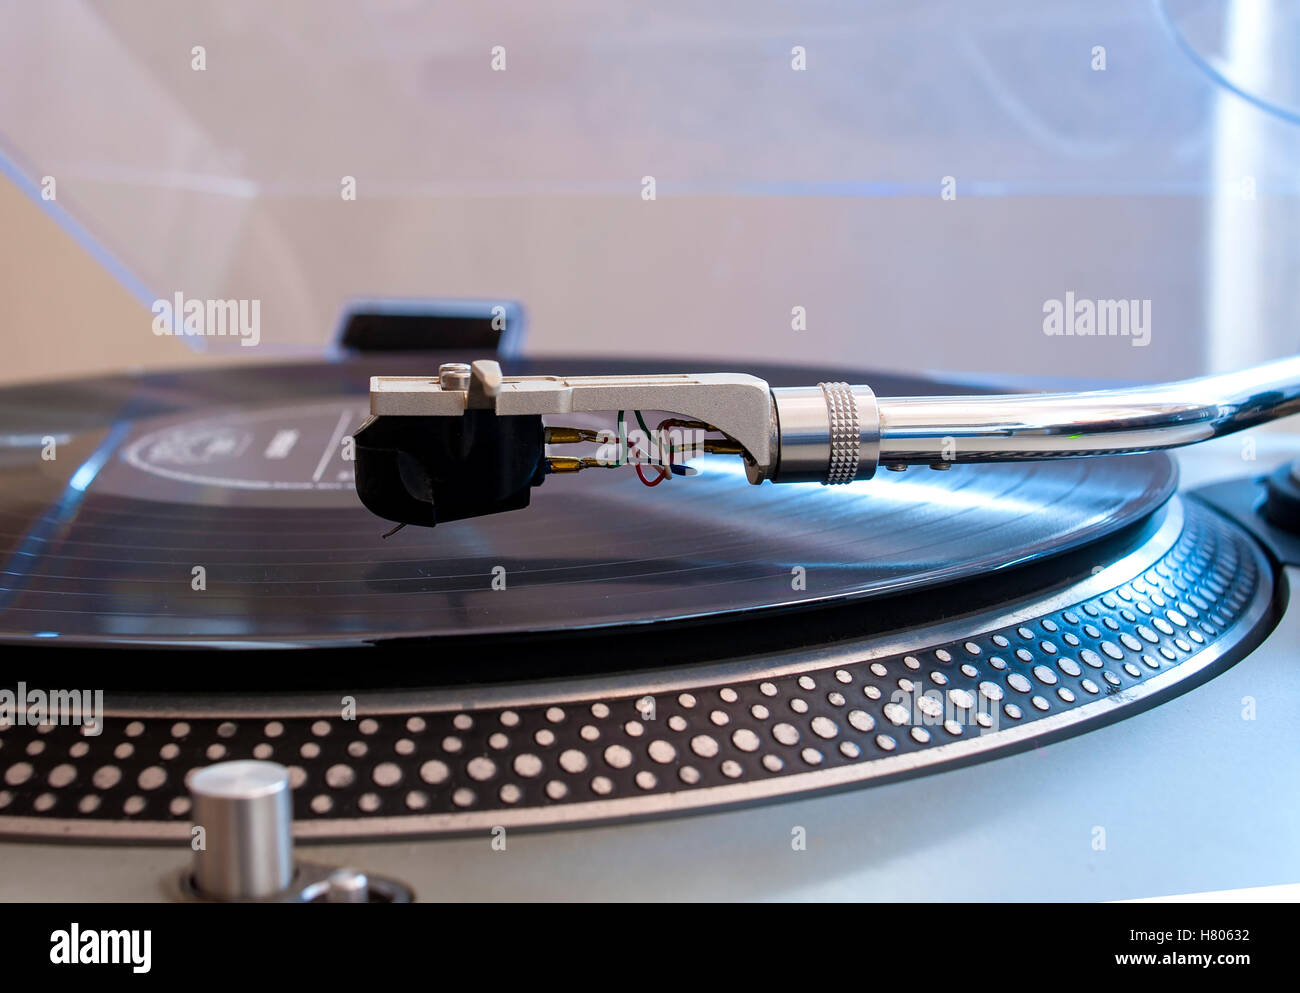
[1,357,1297,900]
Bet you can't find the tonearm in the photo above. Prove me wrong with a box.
[353,356,1300,527]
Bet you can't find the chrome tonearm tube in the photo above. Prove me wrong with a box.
[867,355,1300,471]
[355,356,1300,527]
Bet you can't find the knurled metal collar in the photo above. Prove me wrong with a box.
[819,382,859,484]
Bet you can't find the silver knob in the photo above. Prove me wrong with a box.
[188,760,294,900]
[438,362,472,391]
[324,868,371,903]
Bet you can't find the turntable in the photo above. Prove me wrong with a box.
[2,345,1297,902]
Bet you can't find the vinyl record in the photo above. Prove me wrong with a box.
[0,355,1176,646]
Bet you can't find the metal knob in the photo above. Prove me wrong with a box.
[324,868,371,903]
[188,760,294,900]
[438,362,472,391]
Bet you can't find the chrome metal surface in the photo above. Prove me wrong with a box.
[767,387,829,482]
[299,866,413,903]
[0,498,1273,841]
[769,383,880,483]
[822,382,861,483]
[323,868,370,902]
[187,761,294,899]
[177,860,413,903]
[875,354,1300,465]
